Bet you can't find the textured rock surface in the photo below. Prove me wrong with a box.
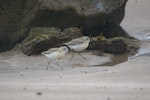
[21,27,82,55]
[88,37,140,54]
[0,0,128,52]
[0,0,26,51]
[104,38,131,54]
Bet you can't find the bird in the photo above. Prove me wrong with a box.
[64,36,90,60]
[41,46,69,70]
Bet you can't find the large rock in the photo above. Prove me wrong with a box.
[0,0,129,52]
[0,0,26,52]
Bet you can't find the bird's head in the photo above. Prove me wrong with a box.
[59,46,69,53]
[82,36,90,42]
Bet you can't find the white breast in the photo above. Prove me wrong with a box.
[45,52,58,60]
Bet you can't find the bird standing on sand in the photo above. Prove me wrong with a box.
[64,36,90,60]
[41,46,69,70]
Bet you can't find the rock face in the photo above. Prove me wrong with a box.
[0,0,128,52]
[21,27,82,55]
[88,37,140,54]
[104,38,128,54]
[0,0,26,51]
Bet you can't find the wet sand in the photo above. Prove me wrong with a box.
[0,0,150,100]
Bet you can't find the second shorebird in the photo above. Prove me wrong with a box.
[41,46,69,70]
[64,36,90,60]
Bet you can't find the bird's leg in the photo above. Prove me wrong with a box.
[70,49,74,61]
[78,52,87,60]
[47,60,51,70]
[56,60,63,70]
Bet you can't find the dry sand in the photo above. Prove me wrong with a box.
[0,0,150,100]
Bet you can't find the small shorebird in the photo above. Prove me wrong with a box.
[41,46,69,70]
[64,36,90,60]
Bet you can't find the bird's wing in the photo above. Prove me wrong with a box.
[65,38,84,46]
[41,48,58,54]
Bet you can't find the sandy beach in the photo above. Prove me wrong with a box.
[0,0,150,100]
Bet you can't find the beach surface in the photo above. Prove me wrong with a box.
[0,0,150,100]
